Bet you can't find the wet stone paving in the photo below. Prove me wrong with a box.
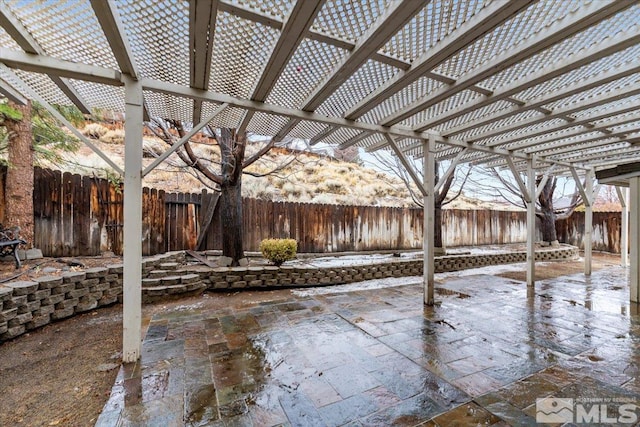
[97,266,640,426]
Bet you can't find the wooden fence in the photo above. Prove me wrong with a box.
[556,211,622,253]
[0,168,625,256]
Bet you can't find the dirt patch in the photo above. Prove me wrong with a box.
[0,251,624,426]
[0,305,123,426]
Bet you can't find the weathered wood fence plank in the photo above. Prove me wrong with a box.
[0,167,626,256]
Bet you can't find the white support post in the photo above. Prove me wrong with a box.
[526,157,536,293]
[584,170,594,276]
[424,137,436,305]
[630,177,640,303]
[616,186,628,267]
[122,75,144,363]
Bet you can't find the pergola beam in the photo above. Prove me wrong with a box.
[345,0,532,120]
[419,27,640,134]
[434,148,467,194]
[142,103,229,177]
[90,0,139,79]
[309,126,338,145]
[381,0,629,127]
[506,156,532,203]
[90,0,150,121]
[534,164,558,200]
[487,104,640,149]
[188,0,219,123]
[0,7,91,114]
[472,83,640,143]
[253,0,324,103]
[303,0,424,110]
[525,131,636,157]
[239,0,325,137]
[268,0,420,145]
[337,131,372,150]
[0,76,26,104]
[384,134,426,197]
[0,64,123,175]
[0,48,122,86]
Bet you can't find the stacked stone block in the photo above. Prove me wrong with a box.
[0,263,127,342]
[202,246,577,290]
[140,252,207,301]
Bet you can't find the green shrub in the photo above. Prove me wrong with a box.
[259,238,297,266]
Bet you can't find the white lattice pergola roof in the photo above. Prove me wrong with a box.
[1,0,639,174]
[2,0,640,362]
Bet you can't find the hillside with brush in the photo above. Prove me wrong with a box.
[42,122,509,209]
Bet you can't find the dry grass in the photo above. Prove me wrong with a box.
[52,125,514,208]
[82,123,108,139]
[99,129,125,145]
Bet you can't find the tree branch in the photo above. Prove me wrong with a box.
[242,138,275,169]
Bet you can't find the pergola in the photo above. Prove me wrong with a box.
[1,0,639,362]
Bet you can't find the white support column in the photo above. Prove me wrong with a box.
[616,186,629,267]
[584,170,594,276]
[526,157,536,293]
[630,177,640,303]
[122,75,144,363]
[424,137,436,305]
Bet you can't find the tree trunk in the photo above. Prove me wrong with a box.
[537,176,558,245]
[4,100,33,247]
[219,179,243,265]
[434,202,443,249]
[539,209,558,244]
[218,129,246,265]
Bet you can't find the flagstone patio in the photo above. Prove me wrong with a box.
[97,266,640,426]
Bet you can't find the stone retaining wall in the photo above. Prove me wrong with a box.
[199,246,578,290]
[0,246,577,342]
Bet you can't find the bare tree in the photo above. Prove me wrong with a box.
[474,168,583,245]
[147,119,301,265]
[367,152,470,248]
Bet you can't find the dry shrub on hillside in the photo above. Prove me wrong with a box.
[282,182,308,200]
[243,177,274,200]
[320,179,346,194]
[100,129,125,144]
[82,123,108,139]
[311,193,338,205]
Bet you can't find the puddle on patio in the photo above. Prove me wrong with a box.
[97,266,640,426]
